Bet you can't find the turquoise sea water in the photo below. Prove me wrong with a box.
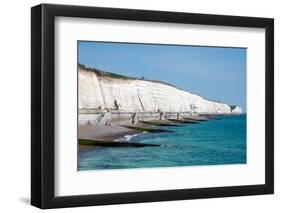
[78,114,246,170]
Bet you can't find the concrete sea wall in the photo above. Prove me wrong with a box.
[79,109,192,125]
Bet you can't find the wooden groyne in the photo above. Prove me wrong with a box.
[78,111,224,148]
[79,109,223,125]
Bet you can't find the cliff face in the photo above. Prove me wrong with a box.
[231,106,243,114]
[79,67,241,114]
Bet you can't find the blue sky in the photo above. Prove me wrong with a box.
[78,41,246,111]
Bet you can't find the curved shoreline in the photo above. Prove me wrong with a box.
[78,115,239,149]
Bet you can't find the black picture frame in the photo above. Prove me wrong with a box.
[31,3,274,209]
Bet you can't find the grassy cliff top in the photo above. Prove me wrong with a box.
[78,63,180,87]
[78,64,135,80]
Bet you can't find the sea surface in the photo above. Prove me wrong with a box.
[78,114,246,170]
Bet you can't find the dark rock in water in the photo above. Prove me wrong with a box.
[140,120,180,127]
[79,139,160,147]
[167,119,199,124]
[182,116,208,121]
[122,125,175,133]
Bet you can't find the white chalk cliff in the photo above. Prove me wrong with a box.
[78,66,242,114]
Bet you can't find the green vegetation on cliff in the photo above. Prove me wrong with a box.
[78,63,135,80]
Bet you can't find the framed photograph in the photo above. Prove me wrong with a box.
[31,4,274,209]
